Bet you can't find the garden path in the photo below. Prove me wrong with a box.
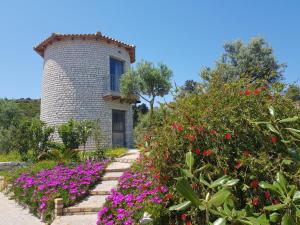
[51,149,140,225]
[0,192,46,225]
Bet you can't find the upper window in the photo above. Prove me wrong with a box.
[110,58,124,92]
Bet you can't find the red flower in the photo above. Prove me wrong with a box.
[252,197,260,206]
[265,191,271,200]
[243,149,249,157]
[251,179,259,189]
[225,133,232,140]
[273,199,281,205]
[186,135,196,142]
[186,221,192,225]
[203,149,214,156]
[271,136,277,145]
[236,160,241,169]
[253,88,261,95]
[181,214,187,220]
[198,125,204,131]
[172,123,184,132]
[190,125,197,130]
[195,149,201,155]
[244,89,251,96]
[210,129,217,135]
[164,193,173,201]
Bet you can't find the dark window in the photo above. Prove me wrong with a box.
[112,110,126,146]
[110,58,124,91]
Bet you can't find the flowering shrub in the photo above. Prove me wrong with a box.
[137,78,300,223]
[97,156,169,225]
[11,161,107,222]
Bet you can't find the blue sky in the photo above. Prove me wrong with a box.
[0,0,299,101]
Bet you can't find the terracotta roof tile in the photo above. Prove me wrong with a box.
[34,32,135,63]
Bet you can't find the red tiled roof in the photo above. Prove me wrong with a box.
[33,32,136,63]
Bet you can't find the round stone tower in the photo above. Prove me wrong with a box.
[34,32,136,148]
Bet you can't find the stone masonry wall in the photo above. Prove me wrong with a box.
[40,38,133,148]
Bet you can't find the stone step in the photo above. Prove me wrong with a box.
[90,190,110,195]
[102,172,123,181]
[63,207,101,215]
[63,195,107,216]
[119,152,140,160]
[91,180,118,195]
[113,158,136,163]
[52,214,98,225]
[105,162,131,172]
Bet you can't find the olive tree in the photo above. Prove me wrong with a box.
[201,37,286,84]
[120,60,172,120]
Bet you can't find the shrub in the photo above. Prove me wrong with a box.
[14,118,54,161]
[58,119,81,150]
[141,77,300,223]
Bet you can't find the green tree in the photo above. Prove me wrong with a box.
[201,37,286,84]
[0,128,16,153]
[0,99,22,129]
[120,61,173,119]
[285,84,300,102]
[58,119,81,150]
[133,103,149,127]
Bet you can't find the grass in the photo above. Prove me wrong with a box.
[0,151,21,162]
[79,147,128,160]
[104,147,127,158]
[0,160,57,182]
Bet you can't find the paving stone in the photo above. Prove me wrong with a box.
[52,214,98,225]
[102,171,124,181]
[0,192,45,225]
[117,152,139,160]
[68,195,107,209]
[105,162,131,171]
[91,180,118,193]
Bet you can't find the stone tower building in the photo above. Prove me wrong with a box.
[34,32,136,148]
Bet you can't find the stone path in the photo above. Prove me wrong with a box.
[0,192,45,225]
[52,149,140,225]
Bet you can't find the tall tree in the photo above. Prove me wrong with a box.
[201,37,286,84]
[285,84,300,102]
[120,60,172,119]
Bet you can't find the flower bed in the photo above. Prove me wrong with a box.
[97,158,169,225]
[12,161,107,222]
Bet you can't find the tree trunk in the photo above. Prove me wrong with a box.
[149,98,155,123]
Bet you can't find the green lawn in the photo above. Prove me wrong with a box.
[0,151,21,162]
[79,147,128,160]
[104,147,127,158]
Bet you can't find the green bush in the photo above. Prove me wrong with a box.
[14,118,54,161]
[58,119,81,150]
[142,77,300,224]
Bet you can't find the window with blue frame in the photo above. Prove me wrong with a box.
[110,58,124,91]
